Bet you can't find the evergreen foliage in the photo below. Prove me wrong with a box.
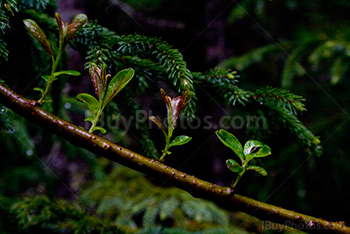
[75,22,197,118]
[74,22,322,157]
[138,226,250,234]
[117,92,159,158]
[193,72,321,156]
[216,43,291,71]
[0,195,129,234]
[81,165,230,230]
[0,104,35,159]
[19,0,51,10]
[0,0,18,61]
[0,193,300,234]
[223,0,350,88]
[0,0,57,63]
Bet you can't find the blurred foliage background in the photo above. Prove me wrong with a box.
[1,0,350,233]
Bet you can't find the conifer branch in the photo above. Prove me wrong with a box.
[193,70,253,106]
[253,86,306,115]
[0,82,347,234]
[74,23,322,156]
[194,71,322,156]
[75,23,197,118]
[0,0,18,62]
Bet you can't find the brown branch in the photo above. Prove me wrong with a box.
[0,81,348,234]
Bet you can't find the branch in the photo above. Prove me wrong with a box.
[0,82,348,234]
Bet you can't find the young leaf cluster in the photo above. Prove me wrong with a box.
[73,22,168,157]
[216,129,271,188]
[149,89,192,161]
[23,12,87,104]
[77,63,134,134]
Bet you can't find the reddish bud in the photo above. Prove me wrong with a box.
[67,14,87,41]
[23,19,53,56]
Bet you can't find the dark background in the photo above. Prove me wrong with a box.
[1,0,350,232]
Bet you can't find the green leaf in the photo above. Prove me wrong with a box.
[247,166,268,176]
[169,135,192,147]
[215,129,244,162]
[91,126,107,134]
[77,93,99,106]
[53,70,81,77]
[245,145,271,162]
[33,87,43,94]
[76,93,100,114]
[248,145,271,157]
[226,159,243,173]
[23,19,53,56]
[84,117,95,123]
[149,116,167,136]
[330,58,348,85]
[244,140,264,155]
[103,68,134,108]
[41,75,50,82]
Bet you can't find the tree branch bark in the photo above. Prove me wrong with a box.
[0,81,348,234]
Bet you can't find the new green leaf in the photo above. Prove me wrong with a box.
[216,129,244,162]
[244,140,264,155]
[246,145,271,159]
[41,75,50,82]
[169,135,192,147]
[216,129,271,188]
[33,87,44,94]
[150,89,192,161]
[103,68,134,108]
[76,93,100,113]
[53,70,81,77]
[226,159,243,173]
[84,117,95,123]
[91,126,107,134]
[247,166,268,176]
